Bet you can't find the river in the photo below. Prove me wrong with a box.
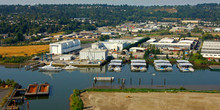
[0,64,220,110]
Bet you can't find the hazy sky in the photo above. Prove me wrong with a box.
[1,0,220,6]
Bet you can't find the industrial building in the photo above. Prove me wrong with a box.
[201,41,220,59]
[80,48,108,60]
[150,38,195,50]
[91,38,141,51]
[50,39,81,54]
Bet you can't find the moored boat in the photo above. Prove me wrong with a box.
[39,61,62,72]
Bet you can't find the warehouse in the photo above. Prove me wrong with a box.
[80,48,108,60]
[50,39,81,54]
[201,41,220,59]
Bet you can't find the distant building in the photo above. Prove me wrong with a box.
[182,20,200,24]
[91,38,141,51]
[150,38,195,50]
[214,28,220,32]
[50,39,81,54]
[201,41,220,59]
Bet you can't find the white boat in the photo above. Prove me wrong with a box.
[64,65,78,70]
[39,61,62,72]
[154,63,173,71]
[139,67,147,71]
[108,63,122,72]
[114,66,121,72]
[130,63,147,72]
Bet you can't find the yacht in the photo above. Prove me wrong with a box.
[64,65,78,70]
[39,61,62,71]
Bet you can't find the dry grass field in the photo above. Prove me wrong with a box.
[0,45,49,56]
[81,92,220,110]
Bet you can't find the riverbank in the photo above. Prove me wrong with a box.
[81,91,220,110]
[0,88,13,108]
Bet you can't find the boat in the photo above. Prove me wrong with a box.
[37,83,50,95]
[114,66,122,72]
[64,65,78,70]
[154,63,173,71]
[25,83,39,96]
[176,60,194,72]
[108,62,122,72]
[209,65,220,71]
[39,61,62,72]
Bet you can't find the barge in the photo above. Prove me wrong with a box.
[209,65,220,71]
[37,83,50,96]
[25,83,39,96]
[94,77,114,81]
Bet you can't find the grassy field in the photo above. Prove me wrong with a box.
[0,45,49,56]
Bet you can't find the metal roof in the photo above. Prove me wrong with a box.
[154,60,170,63]
[131,60,146,63]
[109,63,122,66]
[155,63,172,66]
[176,60,189,63]
[131,63,146,66]
[110,60,122,63]
[178,63,193,66]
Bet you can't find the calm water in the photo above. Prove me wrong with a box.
[0,64,220,110]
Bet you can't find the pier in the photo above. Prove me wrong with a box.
[94,77,114,81]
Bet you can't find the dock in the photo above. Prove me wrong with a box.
[25,62,45,70]
[209,65,220,71]
[94,77,114,81]
[2,85,26,110]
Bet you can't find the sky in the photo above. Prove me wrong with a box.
[0,0,220,6]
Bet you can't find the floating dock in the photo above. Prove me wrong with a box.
[37,83,50,95]
[25,83,39,96]
[94,77,114,81]
[209,65,220,71]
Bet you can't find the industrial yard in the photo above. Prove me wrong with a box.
[81,92,220,110]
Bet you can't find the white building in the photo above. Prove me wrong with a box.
[201,41,220,59]
[91,38,141,51]
[80,48,108,60]
[50,39,81,54]
[150,38,195,50]
[214,28,220,32]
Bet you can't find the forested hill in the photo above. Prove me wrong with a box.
[0,4,219,35]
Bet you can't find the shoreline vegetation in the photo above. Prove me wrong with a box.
[0,79,18,107]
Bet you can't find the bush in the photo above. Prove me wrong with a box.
[71,89,84,110]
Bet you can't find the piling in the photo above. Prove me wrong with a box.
[151,79,153,86]
[164,78,166,86]
[139,78,141,85]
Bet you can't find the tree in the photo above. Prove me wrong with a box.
[15,31,25,41]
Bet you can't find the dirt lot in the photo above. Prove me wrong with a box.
[81,92,220,110]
